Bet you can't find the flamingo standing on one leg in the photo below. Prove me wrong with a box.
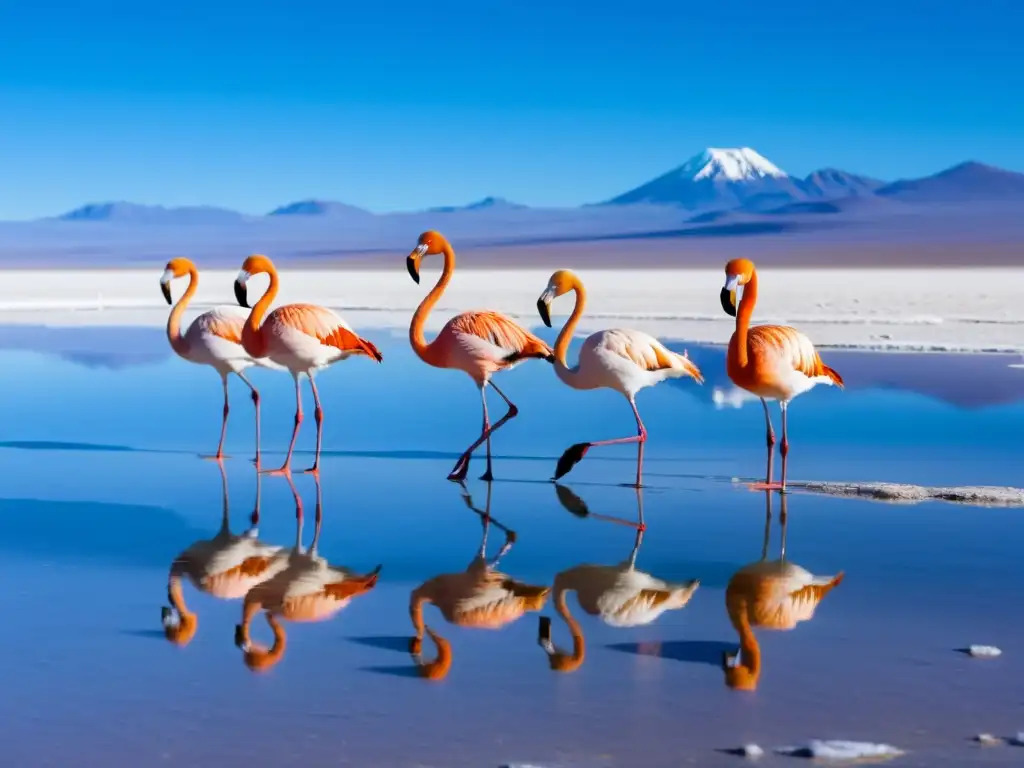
[720,258,844,492]
[233,254,383,476]
[536,269,703,487]
[161,257,282,461]
[405,231,554,482]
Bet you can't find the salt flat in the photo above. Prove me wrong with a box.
[0,267,1021,353]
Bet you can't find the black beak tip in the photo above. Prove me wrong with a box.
[406,258,420,284]
[161,606,172,621]
[234,280,249,308]
[538,616,552,641]
[720,287,737,317]
[233,624,245,648]
[536,299,552,328]
[160,283,173,305]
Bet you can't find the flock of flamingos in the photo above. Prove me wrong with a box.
[160,229,846,690]
[161,228,844,490]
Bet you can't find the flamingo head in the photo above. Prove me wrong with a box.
[235,254,274,308]
[721,258,756,317]
[536,269,578,327]
[721,646,759,691]
[406,230,448,284]
[161,605,198,647]
[159,257,195,305]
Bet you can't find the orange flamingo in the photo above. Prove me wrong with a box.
[537,269,703,487]
[406,231,554,482]
[161,257,282,460]
[408,483,550,679]
[721,491,844,691]
[721,258,844,491]
[233,474,381,672]
[234,254,383,476]
[162,461,290,646]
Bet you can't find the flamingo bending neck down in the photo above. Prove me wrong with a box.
[406,230,554,482]
[721,491,845,691]
[539,484,699,673]
[536,269,703,487]
[721,258,844,492]
[233,474,382,672]
[162,461,289,646]
[161,257,282,460]
[408,483,550,680]
[234,254,383,476]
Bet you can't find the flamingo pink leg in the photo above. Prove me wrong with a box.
[448,381,518,483]
[265,374,303,476]
[205,374,230,460]
[748,398,785,492]
[302,374,324,476]
[779,402,790,492]
[554,397,647,487]
[237,371,262,469]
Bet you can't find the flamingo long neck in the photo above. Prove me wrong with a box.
[409,244,455,366]
[242,267,277,359]
[550,584,585,672]
[728,600,761,681]
[166,266,198,358]
[553,278,587,387]
[409,588,452,678]
[733,269,759,369]
[410,588,433,642]
[168,573,191,618]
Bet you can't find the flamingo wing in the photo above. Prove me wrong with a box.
[597,329,703,382]
[448,311,552,363]
[271,304,383,361]
[748,325,843,387]
[194,307,246,345]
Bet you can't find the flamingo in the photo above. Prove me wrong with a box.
[536,269,704,487]
[405,230,554,482]
[408,483,550,680]
[233,254,383,476]
[233,474,381,672]
[721,258,844,491]
[537,484,699,673]
[721,491,845,691]
[160,257,282,461]
[161,461,290,646]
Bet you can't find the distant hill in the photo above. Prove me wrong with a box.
[876,162,1024,203]
[56,202,246,225]
[267,199,373,217]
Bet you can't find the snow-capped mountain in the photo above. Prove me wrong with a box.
[606,147,808,209]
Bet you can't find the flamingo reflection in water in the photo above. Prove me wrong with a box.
[409,483,550,680]
[234,475,381,672]
[721,490,845,691]
[537,484,700,673]
[162,461,290,647]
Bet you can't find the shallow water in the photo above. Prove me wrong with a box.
[0,326,1022,767]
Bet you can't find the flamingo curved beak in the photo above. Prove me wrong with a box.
[721,275,740,317]
[406,244,427,284]
[159,269,174,305]
[234,270,250,308]
[537,298,552,327]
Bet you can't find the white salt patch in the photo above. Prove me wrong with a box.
[740,743,764,758]
[775,740,904,761]
[791,481,1024,508]
[967,645,1003,658]
[975,733,1002,745]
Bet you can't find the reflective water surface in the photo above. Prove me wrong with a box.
[0,326,1022,766]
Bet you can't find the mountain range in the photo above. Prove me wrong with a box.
[22,148,1024,224]
[3,148,1024,266]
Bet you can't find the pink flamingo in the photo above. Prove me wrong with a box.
[234,254,383,476]
[161,257,282,460]
[406,230,554,482]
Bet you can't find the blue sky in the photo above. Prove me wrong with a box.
[0,0,1021,219]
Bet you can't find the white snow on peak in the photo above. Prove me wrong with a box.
[678,147,788,182]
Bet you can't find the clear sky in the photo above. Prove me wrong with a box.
[1,0,1021,220]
